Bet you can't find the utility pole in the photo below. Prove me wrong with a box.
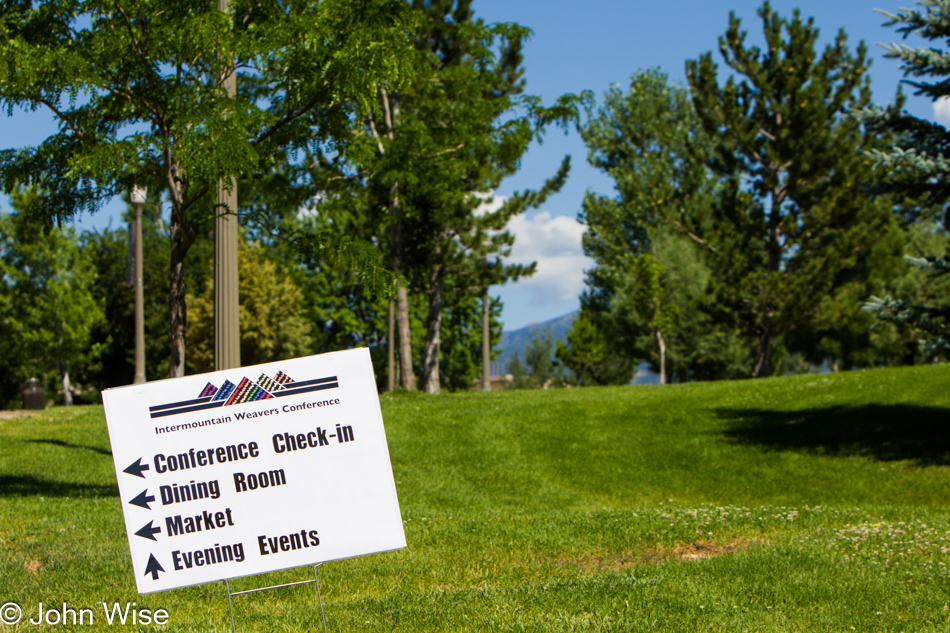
[481,289,491,391]
[214,0,240,371]
[131,186,147,384]
[388,297,395,391]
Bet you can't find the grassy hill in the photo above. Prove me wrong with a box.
[2,364,949,631]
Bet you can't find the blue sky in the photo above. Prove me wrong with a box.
[0,0,940,330]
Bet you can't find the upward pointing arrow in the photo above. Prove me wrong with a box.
[123,457,150,479]
[129,489,155,510]
[144,554,165,580]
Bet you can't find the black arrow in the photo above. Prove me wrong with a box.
[135,520,161,541]
[143,554,164,580]
[129,489,155,510]
[123,457,150,479]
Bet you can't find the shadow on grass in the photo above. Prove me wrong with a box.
[27,438,112,456]
[0,475,118,498]
[720,404,950,465]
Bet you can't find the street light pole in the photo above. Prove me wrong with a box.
[131,186,147,384]
[388,297,395,391]
[482,289,491,391]
[214,0,241,371]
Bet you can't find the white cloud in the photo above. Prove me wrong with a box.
[473,191,503,217]
[934,97,950,127]
[503,210,592,305]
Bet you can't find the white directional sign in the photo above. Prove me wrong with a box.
[102,348,406,594]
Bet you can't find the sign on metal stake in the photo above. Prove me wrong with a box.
[102,348,406,600]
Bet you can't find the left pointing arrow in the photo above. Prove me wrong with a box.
[129,489,155,510]
[135,520,161,541]
[144,554,165,580]
[123,457,150,478]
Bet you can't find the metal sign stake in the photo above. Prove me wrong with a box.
[222,564,328,633]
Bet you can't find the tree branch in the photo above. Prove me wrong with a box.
[670,218,718,253]
[115,3,147,61]
[367,107,387,156]
[251,88,327,148]
[423,143,464,159]
[38,99,97,146]
[380,88,395,139]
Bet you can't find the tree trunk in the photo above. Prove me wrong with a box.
[753,184,784,380]
[481,289,491,391]
[394,284,414,390]
[169,213,189,378]
[372,89,413,390]
[387,174,415,391]
[61,367,73,406]
[752,332,774,378]
[656,329,667,385]
[421,267,444,394]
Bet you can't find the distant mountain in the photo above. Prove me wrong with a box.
[497,310,659,385]
[498,311,577,363]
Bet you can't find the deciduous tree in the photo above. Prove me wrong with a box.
[0,188,104,405]
[578,69,747,382]
[187,239,309,372]
[0,0,414,376]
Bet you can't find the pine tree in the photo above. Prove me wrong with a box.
[859,0,950,357]
[686,2,899,377]
[340,0,583,393]
[555,315,632,386]
[509,328,563,389]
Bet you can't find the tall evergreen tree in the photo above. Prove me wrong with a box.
[348,0,582,393]
[686,2,901,377]
[238,157,506,392]
[859,0,950,357]
[555,315,632,386]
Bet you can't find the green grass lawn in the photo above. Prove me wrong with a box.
[2,364,950,631]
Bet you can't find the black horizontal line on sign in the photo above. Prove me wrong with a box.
[273,382,340,398]
[149,396,213,412]
[149,400,226,419]
[280,376,338,389]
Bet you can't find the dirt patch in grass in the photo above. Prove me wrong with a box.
[0,411,35,419]
[566,539,757,571]
[672,540,746,560]
[24,559,43,573]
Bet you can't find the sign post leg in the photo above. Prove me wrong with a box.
[224,579,237,633]
[313,564,328,633]
[221,565,329,633]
